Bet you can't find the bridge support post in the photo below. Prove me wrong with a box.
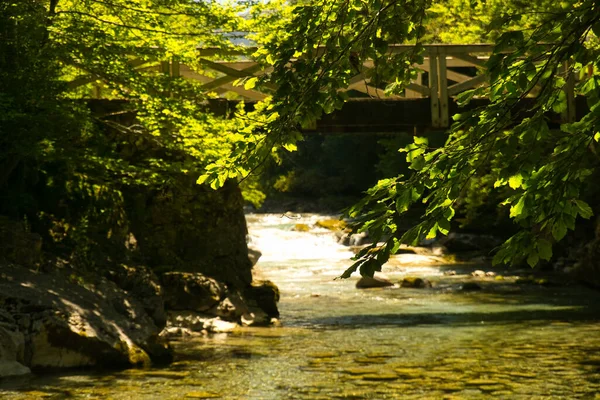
[562,60,576,123]
[429,48,440,128]
[438,48,449,127]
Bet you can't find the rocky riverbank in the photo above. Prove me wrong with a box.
[0,255,279,378]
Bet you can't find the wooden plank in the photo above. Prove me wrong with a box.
[348,81,399,99]
[429,49,440,127]
[198,58,258,78]
[405,82,430,96]
[201,64,263,90]
[450,53,488,68]
[438,48,449,127]
[447,74,488,96]
[418,63,473,84]
[180,68,267,100]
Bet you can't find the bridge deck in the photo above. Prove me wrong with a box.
[71,44,579,129]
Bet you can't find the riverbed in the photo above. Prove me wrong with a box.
[1,213,599,399]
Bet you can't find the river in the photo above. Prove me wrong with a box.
[1,213,600,399]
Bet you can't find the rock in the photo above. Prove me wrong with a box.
[0,264,171,370]
[211,291,249,321]
[247,247,262,266]
[461,282,482,291]
[292,224,310,232]
[356,276,395,289]
[0,323,29,377]
[315,219,347,231]
[443,270,457,276]
[400,277,432,288]
[485,271,496,277]
[240,309,271,327]
[203,318,238,333]
[244,280,280,318]
[105,264,166,329]
[337,231,369,247]
[166,310,209,332]
[125,179,253,290]
[471,270,486,277]
[161,272,225,313]
[0,360,30,377]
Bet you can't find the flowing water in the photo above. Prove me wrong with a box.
[2,213,600,399]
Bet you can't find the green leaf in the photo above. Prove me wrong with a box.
[527,251,539,267]
[574,199,594,219]
[508,174,523,189]
[410,155,425,171]
[509,196,526,218]
[437,218,450,235]
[537,239,553,261]
[551,218,568,241]
[196,174,209,185]
[244,77,258,90]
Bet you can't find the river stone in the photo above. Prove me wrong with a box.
[0,264,171,370]
[244,280,280,318]
[240,308,271,327]
[211,291,249,321]
[203,318,238,333]
[161,272,225,312]
[400,277,432,288]
[356,276,394,289]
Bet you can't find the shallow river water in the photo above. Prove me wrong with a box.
[2,213,600,399]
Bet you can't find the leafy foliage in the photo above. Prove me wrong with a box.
[0,0,256,262]
[201,0,600,276]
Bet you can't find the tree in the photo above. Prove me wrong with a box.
[0,0,260,261]
[201,0,600,276]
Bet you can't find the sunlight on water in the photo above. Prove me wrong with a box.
[246,213,354,262]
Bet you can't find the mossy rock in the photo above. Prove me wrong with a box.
[293,223,311,232]
[315,219,347,231]
[400,277,432,288]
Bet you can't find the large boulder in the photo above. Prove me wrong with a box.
[161,272,226,312]
[0,264,171,372]
[0,312,30,377]
[125,179,253,290]
[244,280,280,319]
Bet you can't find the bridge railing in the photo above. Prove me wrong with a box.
[71,44,578,128]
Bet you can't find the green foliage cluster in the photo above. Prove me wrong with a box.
[0,0,258,263]
[201,0,600,277]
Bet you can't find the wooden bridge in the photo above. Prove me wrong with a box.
[73,44,579,132]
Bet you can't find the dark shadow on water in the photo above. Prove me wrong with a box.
[299,305,600,329]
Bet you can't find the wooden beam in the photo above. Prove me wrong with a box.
[447,74,488,96]
[201,64,263,90]
[450,53,488,68]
